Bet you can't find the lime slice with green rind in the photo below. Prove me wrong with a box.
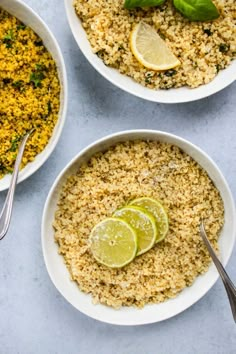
[113,206,157,256]
[130,197,169,243]
[89,217,138,268]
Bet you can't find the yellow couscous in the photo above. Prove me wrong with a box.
[0,8,60,179]
[53,140,224,309]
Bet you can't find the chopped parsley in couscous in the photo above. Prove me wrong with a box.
[74,0,236,89]
[0,8,60,179]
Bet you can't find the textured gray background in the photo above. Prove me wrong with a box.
[0,0,236,353]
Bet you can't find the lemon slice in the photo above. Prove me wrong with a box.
[130,197,169,243]
[89,218,137,268]
[113,206,157,256]
[130,22,180,71]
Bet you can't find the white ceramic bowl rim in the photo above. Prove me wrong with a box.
[42,129,236,325]
[0,0,68,192]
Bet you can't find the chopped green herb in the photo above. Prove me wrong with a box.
[9,136,22,152]
[6,168,13,174]
[3,78,12,84]
[96,50,105,58]
[17,24,26,30]
[30,71,45,88]
[47,100,52,115]
[35,63,47,71]
[35,63,42,70]
[12,80,24,90]
[34,39,43,47]
[204,29,212,36]
[164,69,177,77]
[219,43,229,53]
[159,32,166,40]
[216,64,221,73]
[20,39,28,45]
[3,29,14,48]
[0,163,5,172]
[118,44,125,51]
[29,63,47,88]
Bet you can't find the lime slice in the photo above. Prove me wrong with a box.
[113,206,157,256]
[89,218,137,268]
[130,197,169,243]
[130,22,180,71]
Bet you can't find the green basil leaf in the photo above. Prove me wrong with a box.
[173,0,219,21]
[124,0,166,9]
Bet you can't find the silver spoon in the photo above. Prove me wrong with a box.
[200,221,236,323]
[0,129,34,241]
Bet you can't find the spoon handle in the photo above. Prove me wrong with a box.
[200,222,236,323]
[0,129,34,240]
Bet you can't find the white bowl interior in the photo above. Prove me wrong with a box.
[0,0,67,191]
[42,130,236,325]
[65,0,236,103]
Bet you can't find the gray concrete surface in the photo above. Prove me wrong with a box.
[0,0,235,353]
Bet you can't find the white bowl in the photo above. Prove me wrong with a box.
[0,0,67,192]
[42,129,236,325]
[65,0,236,103]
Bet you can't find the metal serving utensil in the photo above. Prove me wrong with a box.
[0,129,34,241]
[200,221,236,323]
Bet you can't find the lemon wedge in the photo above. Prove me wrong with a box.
[130,22,180,71]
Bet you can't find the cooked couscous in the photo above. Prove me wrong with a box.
[74,0,236,89]
[53,140,224,308]
[0,8,60,178]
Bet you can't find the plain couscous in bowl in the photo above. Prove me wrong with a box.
[0,8,60,179]
[73,0,236,90]
[53,140,224,309]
